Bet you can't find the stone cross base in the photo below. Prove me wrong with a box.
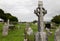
[34,32,48,41]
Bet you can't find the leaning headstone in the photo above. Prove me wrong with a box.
[24,27,28,41]
[2,23,9,36]
[24,23,29,41]
[2,20,9,36]
[54,27,60,41]
[25,23,33,35]
[27,27,33,35]
[24,23,33,41]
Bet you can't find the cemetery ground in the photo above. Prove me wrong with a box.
[0,22,57,41]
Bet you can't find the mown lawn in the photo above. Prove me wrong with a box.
[0,22,56,41]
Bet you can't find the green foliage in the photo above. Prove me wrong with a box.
[0,9,6,21]
[9,16,18,22]
[32,20,37,24]
[0,9,4,15]
[51,15,60,24]
[0,9,18,22]
[0,23,37,41]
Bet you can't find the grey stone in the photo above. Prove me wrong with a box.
[34,32,48,41]
[2,20,9,36]
[34,0,47,41]
[24,39,27,41]
[27,27,33,35]
[2,23,9,36]
[54,28,60,41]
[24,23,33,41]
[34,32,41,41]
[25,23,33,35]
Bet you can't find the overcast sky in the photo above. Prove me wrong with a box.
[0,0,60,22]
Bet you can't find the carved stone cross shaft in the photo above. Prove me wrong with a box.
[34,0,47,32]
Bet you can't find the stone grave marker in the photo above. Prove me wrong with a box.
[2,20,9,36]
[2,23,8,36]
[24,23,33,41]
[27,27,33,35]
[26,23,33,35]
[54,27,60,41]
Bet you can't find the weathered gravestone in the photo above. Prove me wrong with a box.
[24,23,33,41]
[2,20,9,36]
[46,28,52,36]
[54,27,60,41]
[26,23,33,35]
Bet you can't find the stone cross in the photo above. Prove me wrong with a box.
[34,0,47,41]
[34,0,46,32]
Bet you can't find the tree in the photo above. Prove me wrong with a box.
[9,16,18,22]
[0,9,18,22]
[0,9,4,14]
[0,9,4,18]
[51,15,60,24]
[32,20,37,23]
[5,13,18,22]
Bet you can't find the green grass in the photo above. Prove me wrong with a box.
[0,23,37,41]
[0,22,4,41]
[0,23,57,41]
[48,29,56,41]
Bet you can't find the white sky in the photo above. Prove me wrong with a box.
[0,0,60,22]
